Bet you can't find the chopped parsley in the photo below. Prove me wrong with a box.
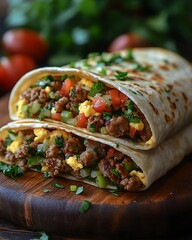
[115,71,132,81]
[88,81,106,97]
[103,112,112,121]
[89,123,96,133]
[80,200,91,213]
[51,182,65,189]
[36,75,53,88]
[43,189,51,193]
[124,48,135,61]
[0,162,24,179]
[110,168,120,178]
[133,62,151,72]
[109,189,119,197]
[55,136,64,147]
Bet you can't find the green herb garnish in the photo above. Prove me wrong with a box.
[55,136,64,147]
[110,168,120,178]
[44,172,51,178]
[27,156,44,166]
[80,200,91,213]
[5,137,13,147]
[124,48,135,61]
[89,123,96,133]
[51,182,65,189]
[133,62,151,72]
[115,71,132,81]
[109,189,119,197]
[0,162,24,179]
[103,112,112,121]
[43,189,51,193]
[88,81,106,97]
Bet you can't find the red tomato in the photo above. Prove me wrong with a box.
[107,148,115,158]
[108,33,148,52]
[129,126,137,138]
[60,78,75,97]
[0,54,36,92]
[2,29,48,61]
[92,96,111,113]
[51,113,61,121]
[77,113,88,128]
[109,89,128,106]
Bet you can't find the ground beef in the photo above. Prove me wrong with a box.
[63,137,83,158]
[46,145,59,158]
[50,81,62,91]
[65,85,88,114]
[0,140,5,156]
[15,144,29,159]
[22,130,35,143]
[120,176,144,191]
[39,89,48,103]
[42,158,63,177]
[5,151,16,164]
[54,97,69,113]
[106,116,130,137]
[79,140,106,167]
[139,117,152,141]
[22,87,41,102]
[87,116,104,133]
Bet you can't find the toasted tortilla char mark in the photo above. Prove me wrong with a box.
[150,73,164,83]
[164,114,171,123]
[148,102,159,115]
[167,96,177,110]
[158,64,170,71]
[181,92,188,111]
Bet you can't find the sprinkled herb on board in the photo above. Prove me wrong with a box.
[0,162,24,179]
[51,182,65,189]
[43,189,51,193]
[109,189,119,197]
[80,200,92,213]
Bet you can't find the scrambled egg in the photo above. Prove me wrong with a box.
[79,100,99,117]
[79,78,93,88]
[7,132,23,153]
[66,155,83,171]
[45,86,52,94]
[17,99,27,118]
[49,130,69,143]
[130,170,146,186]
[34,128,50,142]
[130,120,144,131]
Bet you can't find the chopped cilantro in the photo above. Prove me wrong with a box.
[55,136,64,147]
[0,162,24,179]
[103,112,112,121]
[128,115,141,123]
[88,81,106,97]
[115,71,132,81]
[109,189,119,197]
[43,189,51,193]
[44,172,51,178]
[80,200,91,213]
[89,123,96,133]
[51,182,65,189]
[110,168,120,178]
[133,62,151,72]
[124,48,135,61]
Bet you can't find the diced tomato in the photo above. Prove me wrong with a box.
[109,89,121,106]
[109,89,128,106]
[51,113,61,121]
[107,148,116,158]
[129,126,137,138]
[60,78,75,97]
[92,96,111,113]
[77,113,88,128]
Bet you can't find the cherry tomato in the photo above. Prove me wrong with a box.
[92,96,111,113]
[77,113,88,128]
[108,33,148,52]
[2,28,48,61]
[0,54,36,92]
[60,78,75,97]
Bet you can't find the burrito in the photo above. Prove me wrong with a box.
[0,120,192,191]
[9,48,192,150]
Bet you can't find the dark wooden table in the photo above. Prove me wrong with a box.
[0,93,192,240]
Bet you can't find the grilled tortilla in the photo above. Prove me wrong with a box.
[0,120,192,191]
[9,48,192,150]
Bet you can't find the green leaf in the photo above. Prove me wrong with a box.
[51,182,64,189]
[88,81,106,97]
[80,200,91,213]
[115,71,132,81]
[0,163,24,179]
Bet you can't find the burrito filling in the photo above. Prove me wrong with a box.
[16,75,151,142]
[0,128,145,191]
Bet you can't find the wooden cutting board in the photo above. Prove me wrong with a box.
[0,94,192,239]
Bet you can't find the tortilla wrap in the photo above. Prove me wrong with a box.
[0,120,192,191]
[9,48,192,150]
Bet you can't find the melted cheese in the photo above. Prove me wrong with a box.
[79,78,93,88]
[66,155,83,171]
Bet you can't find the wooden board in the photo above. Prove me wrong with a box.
[0,94,192,239]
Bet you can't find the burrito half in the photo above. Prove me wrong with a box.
[0,120,191,191]
[9,48,192,149]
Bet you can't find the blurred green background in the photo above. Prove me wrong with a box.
[3,0,192,65]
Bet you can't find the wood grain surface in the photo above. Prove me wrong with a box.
[0,94,192,239]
